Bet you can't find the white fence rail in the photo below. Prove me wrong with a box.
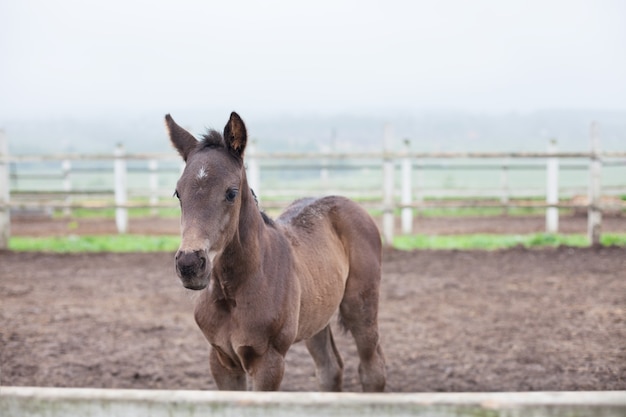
[2,387,626,417]
[1,127,625,248]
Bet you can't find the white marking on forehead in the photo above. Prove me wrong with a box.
[197,166,207,179]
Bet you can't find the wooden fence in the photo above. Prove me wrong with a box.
[0,125,625,249]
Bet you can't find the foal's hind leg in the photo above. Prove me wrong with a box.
[305,325,344,391]
[340,262,386,392]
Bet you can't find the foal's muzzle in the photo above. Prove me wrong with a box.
[175,249,211,290]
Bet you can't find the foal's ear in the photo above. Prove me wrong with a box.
[223,112,247,159]
[165,114,198,162]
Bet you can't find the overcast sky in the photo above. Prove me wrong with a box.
[1,0,625,121]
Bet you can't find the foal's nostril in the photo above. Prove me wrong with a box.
[177,251,199,275]
[194,250,207,271]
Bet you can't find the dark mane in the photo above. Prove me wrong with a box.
[251,188,275,227]
[261,211,275,227]
[200,130,225,150]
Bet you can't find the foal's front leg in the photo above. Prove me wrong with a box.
[209,348,247,390]
[237,346,285,391]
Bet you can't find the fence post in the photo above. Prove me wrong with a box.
[0,130,9,249]
[500,158,510,215]
[149,159,158,216]
[114,144,128,234]
[401,138,413,234]
[546,138,559,233]
[588,122,602,246]
[382,124,395,246]
[415,159,424,216]
[247,139,261,202]
[62,159,72,217]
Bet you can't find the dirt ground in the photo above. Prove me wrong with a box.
[1,215,625,392]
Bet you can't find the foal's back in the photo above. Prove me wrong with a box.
[278,195,381,255]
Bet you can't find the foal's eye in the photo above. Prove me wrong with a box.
[173,190,180,199]
[225,188,239,203]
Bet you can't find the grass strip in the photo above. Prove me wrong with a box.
[8,235,181,253]
[8,233,626,253]
[393,233,626,250]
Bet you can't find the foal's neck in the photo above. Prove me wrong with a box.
[215,179,265,297]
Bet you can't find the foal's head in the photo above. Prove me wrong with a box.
[166,112,249,290]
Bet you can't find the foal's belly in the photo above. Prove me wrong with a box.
[294,257,349,341]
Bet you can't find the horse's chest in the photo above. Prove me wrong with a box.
[195,297,235,341]
[195,295,265,350]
